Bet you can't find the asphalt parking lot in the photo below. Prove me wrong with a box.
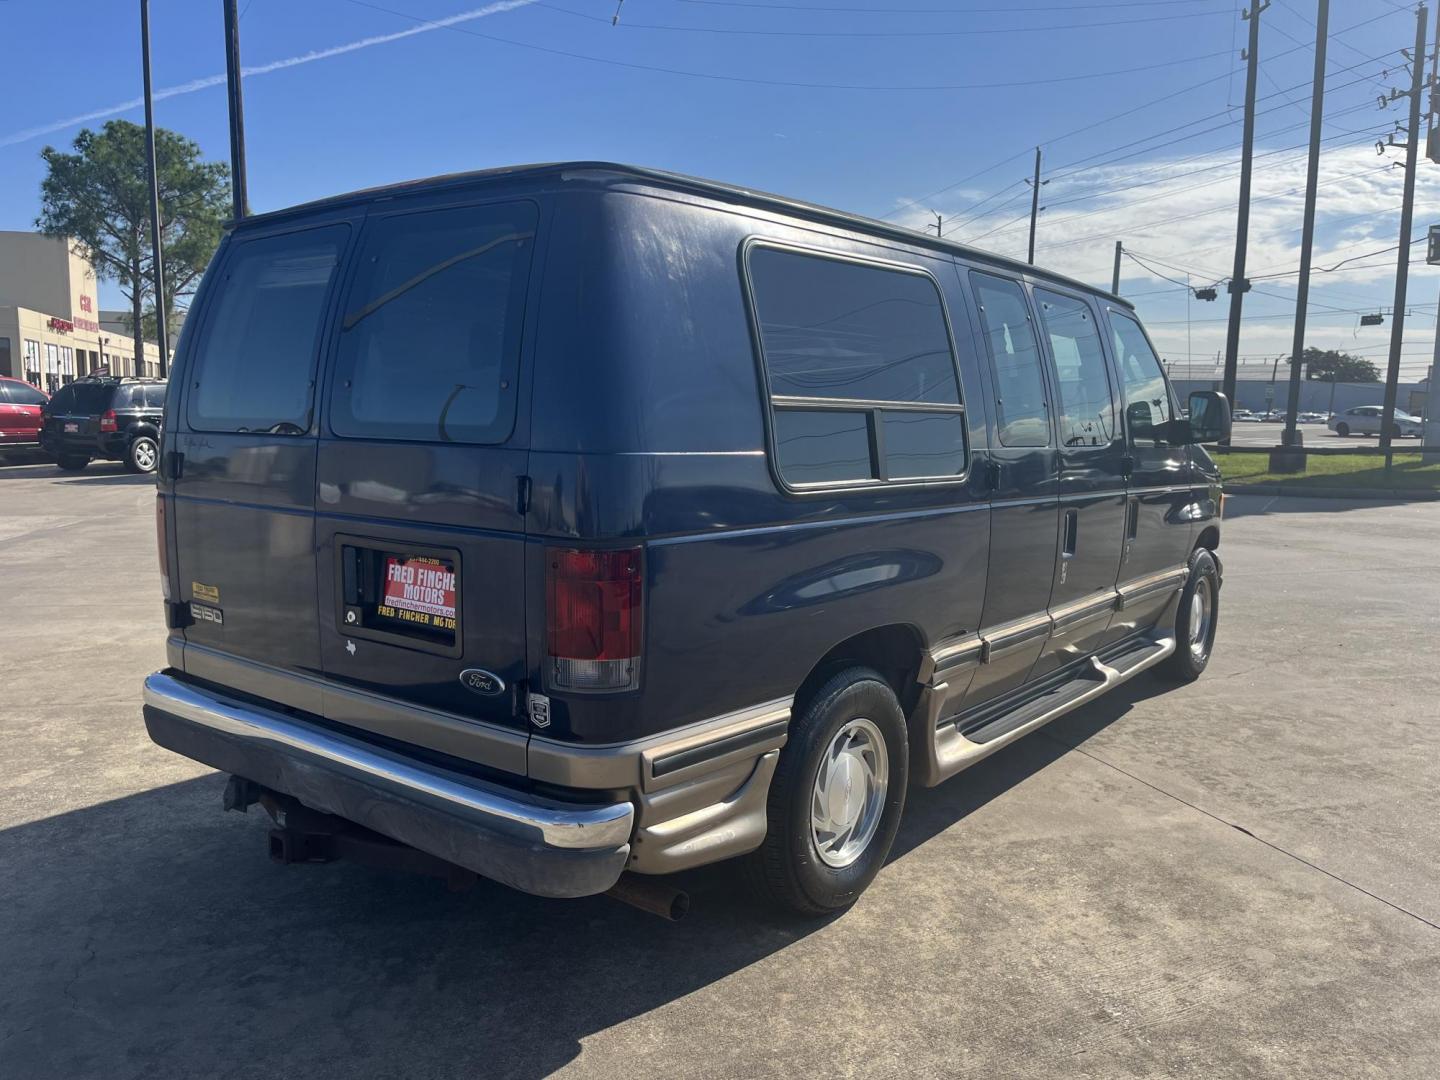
[2,461,1437,1079]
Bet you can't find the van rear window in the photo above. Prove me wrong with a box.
[188,227,347,434]
[329,202,536,445]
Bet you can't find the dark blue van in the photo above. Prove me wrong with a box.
[142,163,1229,917]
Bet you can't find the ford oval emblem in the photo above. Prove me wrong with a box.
[459,669,506,697]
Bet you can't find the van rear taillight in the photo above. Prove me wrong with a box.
[546,547,642,692]
[155,495,172,601]
[99,410,118,433]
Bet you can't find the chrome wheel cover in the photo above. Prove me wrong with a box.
[133,440,157,470]
[1188,576,1213,662]
[810,717,889,869]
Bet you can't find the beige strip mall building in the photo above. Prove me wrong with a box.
[0,231,164,392]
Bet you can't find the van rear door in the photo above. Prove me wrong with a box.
[170,221,351,685]
[313,199,539,744]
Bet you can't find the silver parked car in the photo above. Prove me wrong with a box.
[1328,405,1421,438]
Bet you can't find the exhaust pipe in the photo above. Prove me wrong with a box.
[605,873,690,921]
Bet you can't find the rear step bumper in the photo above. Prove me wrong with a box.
[142,672,634,898]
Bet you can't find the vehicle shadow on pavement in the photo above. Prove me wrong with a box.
[890,673,1171,864]
[1223,492,1425,518]
[0,464,151,484]
[0,678,1164,1080]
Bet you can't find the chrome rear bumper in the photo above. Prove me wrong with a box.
[142,672,634,898]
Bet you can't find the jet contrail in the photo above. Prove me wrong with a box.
[0,0,537,149]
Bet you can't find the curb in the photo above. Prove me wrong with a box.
[1225,484,1440,502]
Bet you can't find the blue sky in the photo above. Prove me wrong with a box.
[0,0,1435,381]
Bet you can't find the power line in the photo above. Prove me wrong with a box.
[883,27,1398,221]
[665,0,1235,12]
[339,0,1234,91]
[542,1,1238,35]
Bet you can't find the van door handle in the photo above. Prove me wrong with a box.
[1062,508,1079,558]
[1126,499,1140,541]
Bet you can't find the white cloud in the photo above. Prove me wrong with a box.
[894,142,1440,377]
[0,0,538,149]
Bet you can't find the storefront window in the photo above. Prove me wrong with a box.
[24,339,40,384]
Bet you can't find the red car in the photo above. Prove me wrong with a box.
[0,376,48,448]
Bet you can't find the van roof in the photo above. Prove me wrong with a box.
[231,161,1133,309]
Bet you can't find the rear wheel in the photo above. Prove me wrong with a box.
[126,435,159,474]
[745,666,908,917]
[1334,422,1349,436]
[55,455,89,472]
[1159,547,1219,683]
[1388,422,1402,438]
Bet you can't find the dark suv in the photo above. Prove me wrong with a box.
[41,377,166,473]
[141,163,1231,917]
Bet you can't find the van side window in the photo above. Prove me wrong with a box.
[970,273,1050,448]
[188,227,346,434]
[1109,310,1173,445]
[1035,289,1115,448]
[747,246,965,486]
[330,203,536,445]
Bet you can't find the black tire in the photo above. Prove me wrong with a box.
[744,666,908,917]
[55,455,89,472]
[126,434,159,474]
[1388,423,1402,439]
[1159,547,1220,683]
[1334,422,1349,436]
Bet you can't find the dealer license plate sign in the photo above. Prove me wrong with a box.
[377,555,457,632]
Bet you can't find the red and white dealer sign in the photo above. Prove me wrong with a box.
[382,556,457,620]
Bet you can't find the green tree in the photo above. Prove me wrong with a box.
[1302,347,1380,383]
[36,120,229,374]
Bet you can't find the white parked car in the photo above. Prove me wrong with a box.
[1328,405,1422,437]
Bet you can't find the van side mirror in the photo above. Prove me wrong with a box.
[1186,390,1230,444]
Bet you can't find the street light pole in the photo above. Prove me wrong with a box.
[1281,0,1328,453]
[224,0,249,220]
[140,0,169,378]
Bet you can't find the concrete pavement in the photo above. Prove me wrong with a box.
[1,462,1437,1079]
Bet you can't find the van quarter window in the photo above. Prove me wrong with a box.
[1036,289,1116,449]
[187,227,346,434]
[970,273,1051,448]
[329,203,536,445]
[1109,309,1174,445]
[746,245,966,486]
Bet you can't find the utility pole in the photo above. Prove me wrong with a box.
[1026,146,1043,265]
[1111,240,1123,295]
[224,0,249,220]
[930,211,943,237]
[1221,0,1269,441]
[1424,4,1440,461]
[1280,0,1329,458]
[140,0,169,378]
[1379,2,1428,461]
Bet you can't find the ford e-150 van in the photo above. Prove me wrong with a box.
[142,163,1230,916]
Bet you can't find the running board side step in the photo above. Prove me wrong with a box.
[912,634,1176,788]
